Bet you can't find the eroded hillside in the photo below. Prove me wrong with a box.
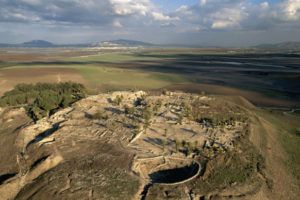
[0,91,297,200]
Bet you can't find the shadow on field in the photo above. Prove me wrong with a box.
[1,53,300,107]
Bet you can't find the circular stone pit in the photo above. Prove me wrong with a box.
[149,161,200,185]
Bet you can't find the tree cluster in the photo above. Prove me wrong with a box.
[0,82,86,121]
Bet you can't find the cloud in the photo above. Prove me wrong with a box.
[1,0,299,30]
[0,0,159,25]
[0,0,180,27]
[0,0,299,45]
[280,0,300,21]
[173,0,300,31]
[173,0,249,30]
[0,0,114,25]
[210,7,247,29]
[110,0,151,16]
[152,12,179,22]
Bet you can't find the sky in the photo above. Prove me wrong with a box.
[0,0,299,46]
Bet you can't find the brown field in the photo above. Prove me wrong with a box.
[0,49,99,62]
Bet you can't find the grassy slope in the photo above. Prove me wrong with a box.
[259,110,300,185]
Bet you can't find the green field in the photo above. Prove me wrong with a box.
[74,65,187,90]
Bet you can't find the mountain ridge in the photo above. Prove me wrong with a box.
[0,39,155,48]
[253,41,300,49]
[1,40,300,49]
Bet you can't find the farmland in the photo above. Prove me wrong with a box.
[0,48,299,108]
[0,49,300,107]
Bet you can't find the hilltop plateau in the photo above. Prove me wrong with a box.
[0,91,298,200]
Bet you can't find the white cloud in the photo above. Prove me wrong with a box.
[152,12,179,22]
[172,0,300,31]
[110,0,151,16]
[211,20,236,29]
[281,0,300,21]
[210,7,247,29]
[173,0,249,30]
[175,5,194,17]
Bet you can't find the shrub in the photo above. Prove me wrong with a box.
[113,95,123,106]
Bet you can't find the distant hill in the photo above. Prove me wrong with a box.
[0,39,155,48]
[92,39,154,48]
[21,40,55,48]
[253,42,300,50]
[109,39,154,46]
[0,40,55,48]
[0,43,13,48]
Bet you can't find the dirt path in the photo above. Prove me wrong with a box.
[260,117,297,200]
[249,113,297,200]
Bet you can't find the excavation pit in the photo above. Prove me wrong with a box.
[149,162,200,184]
